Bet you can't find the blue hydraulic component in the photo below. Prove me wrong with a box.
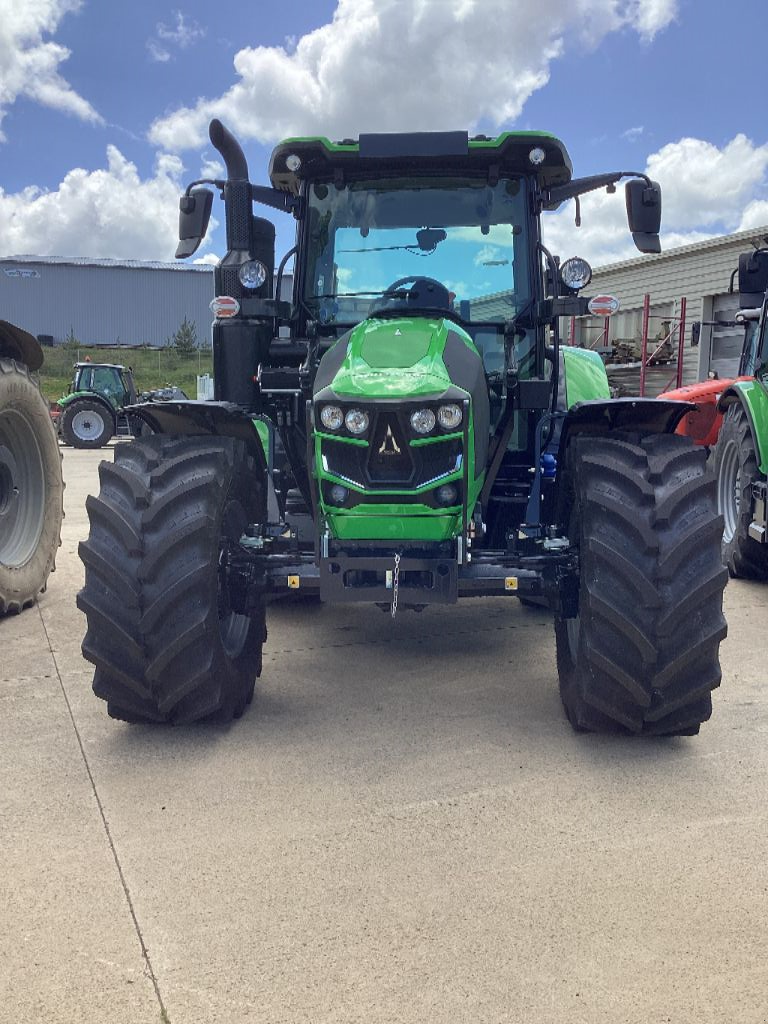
[541,453,557,479]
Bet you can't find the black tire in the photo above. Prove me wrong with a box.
[61,398,113,448]
[77,435,267,724]
[0,358,64,614]
[555,432,727,736]
[714,403,768,579]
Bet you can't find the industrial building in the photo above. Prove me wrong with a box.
[0,254,214,348]
[570,222,768,394]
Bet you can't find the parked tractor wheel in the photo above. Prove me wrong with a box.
[0,358,64,614]
[61,398,113,449]
[78,435,266,723]
[555,432,727,736]
[714,404,768,579]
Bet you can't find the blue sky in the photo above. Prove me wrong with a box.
[2,0,767,269]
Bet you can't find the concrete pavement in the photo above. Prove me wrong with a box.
[2,443,767,1023]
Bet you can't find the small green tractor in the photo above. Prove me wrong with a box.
[78,121,727,734]
[55,363,187,448]
[0,320,63,613]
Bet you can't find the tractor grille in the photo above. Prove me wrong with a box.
[322,418,462,491]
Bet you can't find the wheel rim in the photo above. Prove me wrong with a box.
[217,499,250,659]
[718,439,741,543]
[71,409,105,442]
[0,408,45,568]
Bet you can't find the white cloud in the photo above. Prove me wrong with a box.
[626,0,678,40]
[0,0,102,139]
[193,252,220,265]
[621,126,644,141]
[542,134,768,267]
[147,10,205,62]
[149,0,679,151]
[739,200,768,232]
[0,148,209,261]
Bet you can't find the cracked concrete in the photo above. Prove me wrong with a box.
[2,444,767,1023]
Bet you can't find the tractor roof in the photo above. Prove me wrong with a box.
[269,131,572,194]
[74,362,127,370]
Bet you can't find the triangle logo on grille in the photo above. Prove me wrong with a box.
[378,424,401,455]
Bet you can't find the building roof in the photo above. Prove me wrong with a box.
[0,254,214,273]
[594,223,768,275]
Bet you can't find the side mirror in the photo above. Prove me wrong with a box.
[625,179,662,254]
[737,250,768,307]
[176,188,213,259]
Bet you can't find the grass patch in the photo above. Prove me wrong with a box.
[38,346,213,404]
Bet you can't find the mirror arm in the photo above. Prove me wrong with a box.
[546,170,652,206]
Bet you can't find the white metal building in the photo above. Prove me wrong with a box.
[0,254,214,348]
[572,224,768,394]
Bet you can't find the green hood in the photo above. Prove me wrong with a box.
[315,316,473,400]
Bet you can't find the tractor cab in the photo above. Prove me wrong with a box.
[71,363,136,408]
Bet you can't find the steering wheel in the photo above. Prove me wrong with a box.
[370,275,452,315]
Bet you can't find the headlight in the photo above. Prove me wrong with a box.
[436,484,459,506]
[345,408,369,435]
[238,259,267,290]
[410,408,436,434]
[329,484,348,504]
[437,403,462,430]
[560,256,592,291]
[320,405,343,430]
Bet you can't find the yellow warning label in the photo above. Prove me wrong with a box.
[504,577,518,591]
[287,575,300,589]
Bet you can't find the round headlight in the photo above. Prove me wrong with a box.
[529,147,546,166]
[285,153,302,172]
[410,408,436,434]
[320,405,343,431]
[345,408,369,435]
[436,484,458,506]
[329,484,348,505]
[437,403,463,430]
[238,260,267,290]
[560,256,593,291]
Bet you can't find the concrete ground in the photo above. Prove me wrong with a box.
[2,444,767,1024]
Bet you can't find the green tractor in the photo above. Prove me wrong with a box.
[56,362,139,448]
[78,121,727,735]
[56,362,186,448]
[712,249,768,578]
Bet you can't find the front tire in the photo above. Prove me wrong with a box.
[78,435,267,724]
[0,358,64,614]
[555,432,727,736]
[714,403,768,579]
[61,398,113,448]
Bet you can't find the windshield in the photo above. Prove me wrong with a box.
[303,177,529,325]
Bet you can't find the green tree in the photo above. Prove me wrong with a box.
[63,326,80,352]
[168,315,198,354]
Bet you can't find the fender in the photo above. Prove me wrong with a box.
[664,376,752,447]
[718,380,768,475]
[556,397,695,464]
[0,319,43,371]
[127,399,268,472]
[58,390,120,412]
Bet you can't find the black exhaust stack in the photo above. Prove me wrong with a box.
[208,118,275,411]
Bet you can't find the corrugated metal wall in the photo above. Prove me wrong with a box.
[0,257,214,347]
[569,223,768,393]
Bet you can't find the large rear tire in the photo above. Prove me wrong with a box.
[713,403,768,579]
[61,398,113,449]
[78,435,267,724]
[0,358,64,614]
[555,432,727,736]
